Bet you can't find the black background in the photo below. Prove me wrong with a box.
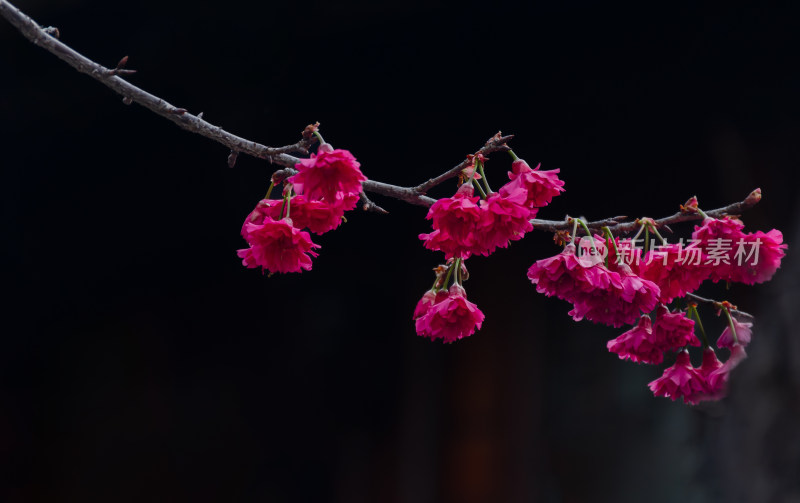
[2,1,799,502]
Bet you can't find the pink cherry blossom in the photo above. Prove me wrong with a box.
[472,187,533,256]
[415,284,485,343]
[498,160,564,215]
[237,217,320,274]
[607,315,664,364]
[692,217,786,285]
[419,184,482,259]
[717,317,753,349]
[691,348,726,402]
[653,305,699,351]
[570,262,660,327]
[648,350,707,404]
[289,193,358,235]
[241,199,285,239]
[289,145,367,202]
[412,290,448,320]
[637,243,712,303]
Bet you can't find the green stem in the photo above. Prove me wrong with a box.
[508,150,519,161]
[476,161,493,194]
[689,305,710,348]
[601,226,620,262]
[649,223,667,245]
[454,258,463,285]
[644,226,650,254]
[472,178,488,199]
[313,130,326,146]
[577,219,598,256]
[443,261,456,289]
[265,181,275,200]
[722,306,740,345]
[569,218,579,245]
[696,207,709,219]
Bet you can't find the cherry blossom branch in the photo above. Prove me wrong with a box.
[0,0,763,229]
[532,188,762,234]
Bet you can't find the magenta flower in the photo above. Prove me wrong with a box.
[648,350,707,405]
[527,244,608,304]
[241,199,285,239]
[570,263,660,327]
[717,317,753,349]
[289,193,358,235]
[419,184,482,259]
[638,243,712,303]
[692,348,726,402]
[607,315,664,364]
[692,217,786,285]
[415,284,485,343]
[289,144,367,202]
[653,305,699,351]
[473,187,533,256]
[412,290,448,320]
[499,159,565,211]
[237,217,320,274]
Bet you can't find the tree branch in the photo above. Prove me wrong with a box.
[0,0,763,230]
[0,0,311,165]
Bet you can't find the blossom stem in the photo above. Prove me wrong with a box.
[265,181,275,200]
[454,258,463,285]
[568,218,579,245]
[508,150,520,161]
[443,261,456,289]
[472,178,488,199]
[577,219,598,256]
[648,222,667,245]
[632,222,646,243]
[688,304,710,348]
[644,226,650,254]
[601,226,620,262]
[721,305,740,345]
[313,131,326,146]
[476,161,493,194]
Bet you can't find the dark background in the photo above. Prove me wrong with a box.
[2,1,799,501]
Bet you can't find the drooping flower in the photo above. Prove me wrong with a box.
[499,159,565,213]
[717,317,753,349]
[419,184,482,259]
[637,243,712,303]
[415,284,485,343]
[241,199,285,239]
[237,217,320,274]
[691,348,726,402]
[289,144,367,202]
[473,186,533,256]
[648,350,707,404]
[289,193,358,235]
[653,305,699,351]
[691,217,786,285]
[570,262,660,328]
[607,315,664,364]
[526,244,609,304]
[412,289,448,320]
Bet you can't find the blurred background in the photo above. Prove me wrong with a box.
[2,1,799,501]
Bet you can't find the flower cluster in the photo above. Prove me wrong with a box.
[525,201,785,404]
[415,153,563,342]
[238,142,366,275]
[420,157,564,259]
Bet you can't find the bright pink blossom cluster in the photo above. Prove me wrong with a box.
[420,158,564,259]
[525,200,785,404]
[414,155,564,343]
[238,143,366,275]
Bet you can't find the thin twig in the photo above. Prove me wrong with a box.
[0,0,312,164]
[686,293,754,319]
